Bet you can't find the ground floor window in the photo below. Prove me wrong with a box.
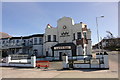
[33,49,38,56]
[46,51,48,56]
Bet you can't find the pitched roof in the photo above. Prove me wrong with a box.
[0,32,12,39]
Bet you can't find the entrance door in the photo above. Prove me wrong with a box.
[59,52,62,61]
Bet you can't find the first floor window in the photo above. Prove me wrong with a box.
[13,40,15,44]
[83,32,87,39]
[34,38,37,44]
[30,39,33,44]
[53,35,56,41]
[39,38,42,44]
[16,40,19,43]
[48,35,51,42]
[45,36,46,41]
[2,41,5,44]
[73,33,75,40]
[77,32,81,39]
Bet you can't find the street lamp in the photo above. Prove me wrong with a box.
[96,16,104,53]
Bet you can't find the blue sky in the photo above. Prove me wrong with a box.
[2,2,118,45]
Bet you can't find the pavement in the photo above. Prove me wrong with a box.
[0,51,119,78]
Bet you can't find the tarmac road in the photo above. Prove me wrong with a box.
[0,50,119,78]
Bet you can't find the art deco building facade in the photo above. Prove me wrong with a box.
[0,17,92,60]
[43,17,91,60]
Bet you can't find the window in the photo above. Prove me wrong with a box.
[46,51,48,56]
[73,33,75,40]
[24,40,26,42]
[16,40,19,43]
[53,35,56,41]
[34,38,37,44]
[77,32,81,39]
[22,40,26,46]
[34,49,38,56]
[83,32,87,39]
[10,40,12,44]
[27,40,29,45]
[2,41,5,44]
[6,41,8,43]
[45,36,46,41]
[48,35,51,42]
[13,40,15,44]
[85,25,87,28]
[30,39,33,44]
[39,38,42,44]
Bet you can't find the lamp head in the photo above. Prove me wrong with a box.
[101,16,104,18]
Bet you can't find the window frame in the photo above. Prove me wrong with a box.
[47,35,51,42]
[53,35,56,42]
[73,33,75,40]
[83,32,87,39]
[34,38,37,45]
[39,38,42,44]
[77,32,82,40]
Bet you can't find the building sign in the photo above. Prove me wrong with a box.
[90,59,99,64]
[54,46,71,50]
[60,31,70,37]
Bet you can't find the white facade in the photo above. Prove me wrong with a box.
[43,17,92,60]
[1,17,92,60]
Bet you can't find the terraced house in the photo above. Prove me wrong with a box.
[0,34,43,57]
[0,17,92,60]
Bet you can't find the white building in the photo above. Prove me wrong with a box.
[0,34,43,57]
[43,17,92,60]
[0,17,92,60]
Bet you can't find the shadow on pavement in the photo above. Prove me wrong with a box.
[56,68,109,72]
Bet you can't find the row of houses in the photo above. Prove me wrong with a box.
[92,38,120,51]
[0,17,92,60]
[0,34,43,57]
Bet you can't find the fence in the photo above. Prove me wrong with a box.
[0,55,36,67]
[36,55,92,61]
[62,53,109,69]
[10,54,29,60]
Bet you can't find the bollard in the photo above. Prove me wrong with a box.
[31,56,36,67]
[62,53,69,69]
[6,55,11,64]
[103,52,109,69]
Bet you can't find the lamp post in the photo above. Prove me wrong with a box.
[96,16,104,53]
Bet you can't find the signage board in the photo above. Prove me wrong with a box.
[90,59,100,64]
[54,46,71,50]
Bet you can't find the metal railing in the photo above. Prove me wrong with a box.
[10,54,29,60]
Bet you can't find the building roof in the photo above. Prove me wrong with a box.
[0,32,12,39]
[1,34,44,40]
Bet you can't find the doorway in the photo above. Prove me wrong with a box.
[59,52,63,61]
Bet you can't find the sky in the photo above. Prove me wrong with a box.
[1,2,118,45]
